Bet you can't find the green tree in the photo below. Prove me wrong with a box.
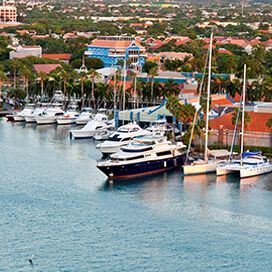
[89,69,101,108]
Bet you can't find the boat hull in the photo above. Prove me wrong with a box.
[100,144,125,155]
[6,115,14,122]
[183,161,219,175]
[240,164,272,178]
[36,117,57,125]
[25,116,36,123]
[75,119,90,125]
[97,154,186,180]
[70,130,95,139]
[57,118,77,125]
[13,115,25,122]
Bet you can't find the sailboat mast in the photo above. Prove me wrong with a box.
[240,64,247,166]
[204,30,213,162]
[122,59,127,112]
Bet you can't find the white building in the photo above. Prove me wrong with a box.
[0,0,17,23]
[9,45,42,59]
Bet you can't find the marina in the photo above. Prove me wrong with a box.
[1,120,272,271]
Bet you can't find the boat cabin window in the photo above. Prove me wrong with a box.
[96,126,103,130]
[114,155,144,161]
[55,112,64,116]
[130,127,139,132]
[156,150,172,156]
[109,134,122,141]
[121,137,131,142]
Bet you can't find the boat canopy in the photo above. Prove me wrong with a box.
[208,149,237,158]
[242,151,262,158]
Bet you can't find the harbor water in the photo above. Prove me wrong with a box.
[1,120,272,271]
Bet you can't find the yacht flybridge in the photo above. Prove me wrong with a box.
[97,123,152,155]
[96,135,187,180]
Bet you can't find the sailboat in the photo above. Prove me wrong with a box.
[183,31,226,175]
[216,65,272,178]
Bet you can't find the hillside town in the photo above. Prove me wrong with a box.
[0,0,272,152]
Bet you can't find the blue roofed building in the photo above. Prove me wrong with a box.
[84,36,147,69]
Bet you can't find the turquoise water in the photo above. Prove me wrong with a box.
[1,121,272,272]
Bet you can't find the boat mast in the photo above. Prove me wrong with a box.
[240,64,247,166]
[122,59,127,125]
[204,30,213,162]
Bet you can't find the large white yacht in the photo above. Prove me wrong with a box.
[12,104,35,122]
[75,108,94,125]
[70,113,110,139]
[97,135,187,180]
[97,123,152,155]
[35,104,64,125]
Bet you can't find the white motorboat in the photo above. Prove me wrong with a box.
[25,104,48,123]
[57,109,79,125]
[97,123,152,155]
[70,113,109,139]
[75,108,94,125]
[35,104,64,125]
[12,104,35,122]
[97,135,187,180]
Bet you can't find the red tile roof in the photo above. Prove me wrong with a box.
[210,112,272,133]
[218,48,233,55]
[42,54,72,60]
[33,64,61,74]
[90,39,143,48]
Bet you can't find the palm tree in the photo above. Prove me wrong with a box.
[149,66,158,105]
[161,80,180,99]
[37,71,47,96]
[59,69,71,99]
[0,66,7,106]
[20,66,31,101]
[79,71,87,108]
[10,59,20,89]
[166,95,195,123]
[89,68,101,109]
[266,118,272,129]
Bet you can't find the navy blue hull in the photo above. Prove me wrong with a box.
[97,154,186,180]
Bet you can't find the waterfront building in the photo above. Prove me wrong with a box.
[9,45,42,59]
[85,36,147,69]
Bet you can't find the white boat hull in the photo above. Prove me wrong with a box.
[100,144,124,155]
[75,119,90,125]
[13,115,25,122]
[70,130,95,139]
[183,160,219,175]
[25,116,36,123]
[36,117,57,125]
[57,118,77,125]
